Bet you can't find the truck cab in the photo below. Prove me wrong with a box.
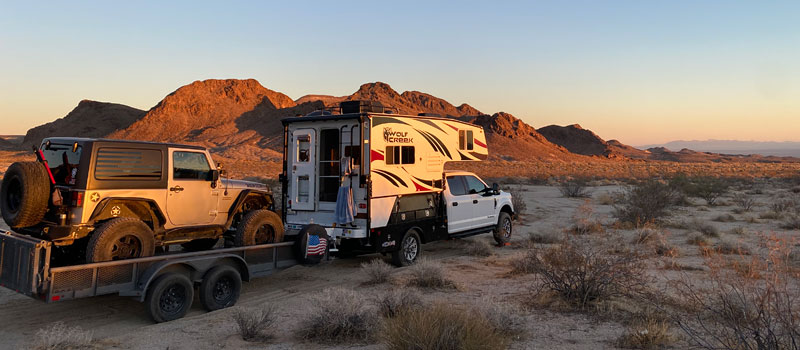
[443,171,514,236]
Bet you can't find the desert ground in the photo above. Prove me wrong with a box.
[2,179,799,350]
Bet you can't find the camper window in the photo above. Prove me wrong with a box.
[319,129,340,202]
[297,135,310,162]
[459,130,474,151]
[386,146,415,165]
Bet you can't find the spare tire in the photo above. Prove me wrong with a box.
[295,224,329,265]
[1,162,50,229]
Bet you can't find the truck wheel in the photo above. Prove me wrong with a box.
[296,224,329,265]
[391,230,422,267]
[181,238,219,252]
[235,210,284,246]
[199,265,242,311]
[493,212,513,245]
[1,161,50,229]
[145,273,194,323]
[85,217,156,263]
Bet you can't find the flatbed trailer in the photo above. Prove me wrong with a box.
[0,229,298,322]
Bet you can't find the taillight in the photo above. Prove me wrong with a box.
[71,191,84,207]
[358,203,367,209]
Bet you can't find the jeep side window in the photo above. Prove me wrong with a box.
[95,148,162,180]
[173,151,212,180]
[464,175,487,194]
[446,176,467,196]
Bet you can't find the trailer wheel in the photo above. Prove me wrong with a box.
[85,217,156,263]
[391,230,421,267]
[199,265,242,311]
[235,210,285,246]
[493,212,513,245]
[145,273,194,323]
[181,238,219,252]
[296,224,329,265]
[1,161,50,229]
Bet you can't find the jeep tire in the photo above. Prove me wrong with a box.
[493,212,513,245]
[85,217,156,263]
[1,161,50,229]
[234,210,284,246]
[295,224,329,265]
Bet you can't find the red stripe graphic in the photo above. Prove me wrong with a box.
[411,179,429,192]
[370,149,384,161]
[473,139,487,148]
[444,123,459,131]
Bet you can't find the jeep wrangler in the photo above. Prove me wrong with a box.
[0,137,283,263]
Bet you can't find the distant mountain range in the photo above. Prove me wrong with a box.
[4,79,798,164]
[639,140,800,158]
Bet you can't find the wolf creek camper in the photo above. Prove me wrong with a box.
[281,101,515,266]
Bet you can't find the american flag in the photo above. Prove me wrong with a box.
[307,234,328,256]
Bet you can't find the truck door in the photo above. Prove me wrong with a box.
[166,150,219,226]
[444,175,474,233]
[291,129,316,211]
[463,175,496,229]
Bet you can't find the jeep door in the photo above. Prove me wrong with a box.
[444,175,474,233]
[166,149,219,226]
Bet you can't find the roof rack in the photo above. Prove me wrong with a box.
[306,100,398,117]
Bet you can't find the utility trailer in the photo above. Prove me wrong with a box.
[0,229,297,322]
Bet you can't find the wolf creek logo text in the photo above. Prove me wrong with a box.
[383,127,413,143]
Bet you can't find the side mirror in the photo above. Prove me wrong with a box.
[492,183,500,195]
[209,170,220,182]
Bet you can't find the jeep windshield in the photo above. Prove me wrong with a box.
[42,143,82,186]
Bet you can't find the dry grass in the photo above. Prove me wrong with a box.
[375,288,424,318]
[233,305,276,342]
[465,240,494,257]
[689,219,719,237]
[713,213,736,222]
[295,288,378,344]
[568,202,605,235]
[509,250,538,275]
[781,214,800,230]
[476,301,527,338]
[594,192,616,205]
[527,231,563,245]
[714,238,751,255]
[381,303,510,350]
[361,259,393,285]
[32,322,94,350]
[407,259,456,289]
[617,312,676,349]
[686,234,710,246]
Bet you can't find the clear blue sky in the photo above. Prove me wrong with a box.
[1,1,798,145]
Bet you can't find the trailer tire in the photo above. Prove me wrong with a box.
[145,273,194,323]
[85,217,156,263]
[1,161,50,229]
[199,265,242,311]
[181,238,219,252]
[235,210,284,246]
[493,212,513,245]
[391,229,422,267]
[296,224,329,265]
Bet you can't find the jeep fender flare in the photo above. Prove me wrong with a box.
[225,190,275,227]
[129,254,250,302]
[89,198,166,230]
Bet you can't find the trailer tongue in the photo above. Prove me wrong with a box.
[0,229,298,322]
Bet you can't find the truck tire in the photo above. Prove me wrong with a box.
[85,217,156,263]
[181,238,219,252]
[1,161,50,229]
[493,212,513,245]
[391,229,422,267]
[234,210,284,246]
[199,265,242,311]
[295,224,329,265]
[145,273,194,323]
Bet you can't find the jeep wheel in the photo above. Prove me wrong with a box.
[86,217,156,263]
[1,162,50,229]
[391,229,422,267]
[235,210,284,246]
[493,212,513,245]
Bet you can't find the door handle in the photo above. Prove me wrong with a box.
[473,199,478,204]
[170,186,184,193]
[452,202,458,206]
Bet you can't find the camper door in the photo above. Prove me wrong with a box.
[291,129,315,210]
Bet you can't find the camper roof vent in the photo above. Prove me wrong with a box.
[340,100,395,114]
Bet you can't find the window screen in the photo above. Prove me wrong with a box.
[173,151,212,180]
[385,146,415,165]
[95,148,162,180]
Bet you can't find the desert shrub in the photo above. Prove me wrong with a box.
[617,312,675,349]
[559,180,591,198]
[477,301,527,337]
[509,250,538,275]
[466,240,494,257]
[32,322,94,350]
[729,226,748,235]
[233,305,276,341]
[381,303,509,350]
[770,198,796,214]
[691,176,730,206]
[613,180,677,225]
[760,211,783,220]
[673,239,800,350]
[526,237,646,308]
[568,202,605,235]
[511,191,527,220]
[781,215,800,230]
[631,226,660,245]
[714,238,751,255]
[733,193,757,212]
[375,288,424,318]
[407,259,456,289]
[361,259,393,285]
[296,288,378,343]
[713,214,736,222]
[528,231,562,245]
[686,234,710,246]
[594,192,616,205]
[689,219,719,237]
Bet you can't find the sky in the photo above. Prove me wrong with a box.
[1,1,798,145]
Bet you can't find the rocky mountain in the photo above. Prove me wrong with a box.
[640,140,800,158]
[22,100,146,148]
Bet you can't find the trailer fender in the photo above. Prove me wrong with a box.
[132,253,249,301]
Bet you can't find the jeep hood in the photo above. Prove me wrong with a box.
[221,179,270,191]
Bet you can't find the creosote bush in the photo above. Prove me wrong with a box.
[614,180,677,225]
[33,322,94,350]
[381,303,510,350]
[407,258,456,289]
[233,305,276,342]
[296,288,378,344]
[733,193,756,212]
[466,240,494,257]
[511,190,527,220]
[692,176,730,206]
[559,180,591,198]
[361,259,393,285]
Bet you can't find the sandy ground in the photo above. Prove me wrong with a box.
[1,183,798,349]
